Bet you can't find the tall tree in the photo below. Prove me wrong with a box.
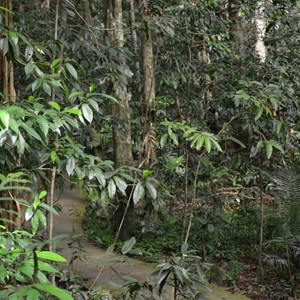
[139,0,157,168]
[105,0,134,239]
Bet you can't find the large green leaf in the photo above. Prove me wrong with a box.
[0,110,10,128]
[133,182,145,205]
[37,116,49,137]
[82,104,93,123]
[36,251,67,262]
[108,180,116,199]
[65,63,78,79]
[114,176,127,196]
[146,181,157,200]
[34,284,73,300]
[66,157,75,176]
[121,237,136,255]
[21,123,43,143]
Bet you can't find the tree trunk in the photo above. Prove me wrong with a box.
[0,0,15,103]
[105,0,134,239]
[255,1,267,63]
[228,0,245,57]
[139,1,157,169]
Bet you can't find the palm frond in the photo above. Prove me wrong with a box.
[263,254,289,269]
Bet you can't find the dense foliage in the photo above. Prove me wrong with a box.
[1,0,300,299]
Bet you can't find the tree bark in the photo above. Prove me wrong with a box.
[139,1,157,169]
[255,1,267,63]
[0,0,15,103]
[228,0,245,57]
[105,0,134,239]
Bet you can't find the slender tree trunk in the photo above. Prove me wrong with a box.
[258,156,264,282]
[139,1,156,169]
[105,0,134,239]
[84,0,93,26]
[228,0,245,57]
[0,0,15,103]
[198,37,212,116]
[255,1,267,63]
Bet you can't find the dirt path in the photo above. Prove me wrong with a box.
[53,188,251,300]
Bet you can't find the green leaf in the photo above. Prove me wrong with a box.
[0,110,10,128]
[204,137,212,153]
[108,180,116,199]
[49,101,61,111]
[106,245,114,254]
[39,191,47,199]
[50,150,58,163]
[133,182,145,205]
[17,132,26,154]
[22,123,43,143]
[51,58,62,69]
[31,213,39,235]
[0,5,14,14]
[66,157,75,176]
[211,139,222,152]
[0,38,8,56]
[88,99,99,112]
[195,135,205,150]
[26,259,58,274]
[255,106,264,121]
[43,82,52,96]
[65,63,78,79]
[99,93,118,103]
[63,115,79,129]
[32,77,43,92]
[25,288,40,300]
[37,116,49,137]
[160,133,168,148]
[143,170,154,178]
[226,137,246,148]
[146,181,157,200]
[34,284,73,300]
[68,91,82,100]
[63,107,82,115]
[25,62,35,75]
[94,170,106,187]
[122,237,136,255]
[271,140,284,153]
[265,142,273,159]
[36,251,67,262]
[25,206,34,221]
[183,127,196,138]
[36,210,47,229]
[113,176,127,196]
[275,121,282,135]
[39,203,59,215]
[181,243,189,255]
[100,190,109,208]
[82,104,93,123]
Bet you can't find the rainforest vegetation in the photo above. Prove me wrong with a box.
[1,0,300,299]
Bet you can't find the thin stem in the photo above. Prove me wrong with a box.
[49,166,56,285]
[181,153,189,242]
[258,155,264,282]
[184,156,201,244]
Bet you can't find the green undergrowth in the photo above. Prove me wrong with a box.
[82,201,260,265]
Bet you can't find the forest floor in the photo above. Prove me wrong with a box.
[53,188,251,300]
